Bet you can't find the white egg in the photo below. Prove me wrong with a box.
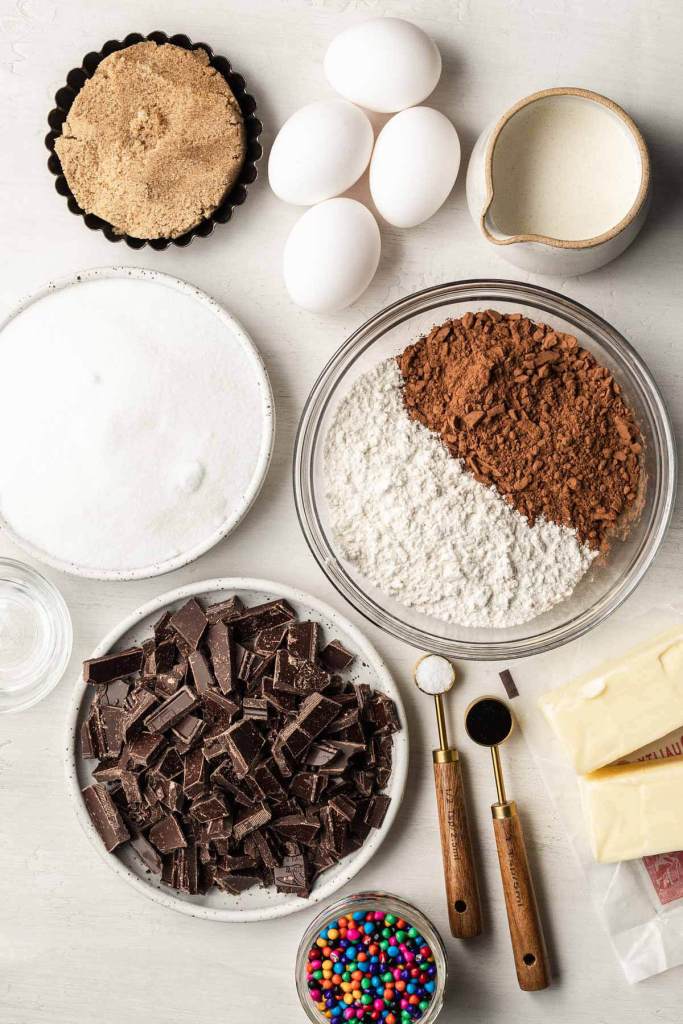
[370,107,460,227]
[283,198,381,313]
[324,17,441,114]
[268,99,374,206]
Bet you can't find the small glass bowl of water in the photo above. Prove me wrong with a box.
[0,558,72,713]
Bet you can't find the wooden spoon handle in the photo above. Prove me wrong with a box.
[492,803,550,991]
[432,751,483,938]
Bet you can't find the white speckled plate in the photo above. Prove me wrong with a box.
[65,578,408,922]
[0,267,274,580]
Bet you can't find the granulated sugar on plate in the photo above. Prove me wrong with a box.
[0,275,271,575]
[323,359,595,629]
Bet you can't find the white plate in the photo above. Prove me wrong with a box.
[65,578,408,922]
[0,268,274,580]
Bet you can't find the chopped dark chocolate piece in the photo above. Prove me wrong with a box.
[153,610,173,642]
[278,720,312,760]
[354,683,371,712]
[304,741,339,767]
[320,804,347,856]
[128,732,165,767]
[253,760,287,802]
[200,690,239,725]
[149,814,187,854]
[273,649,300,693]
[155,778,184,813]
[319,639,354,673]
[190,793,228,823]
[130,831,163,874]
[218,872,263,895]
[329,794,356,822]
[188,650,215,694]
[99,706,125,758]
[365,793,391,829]
[123,689,158,739]
[225,719,264,778]
[499,668,519,699]
[83,647,143,685]
[232,600,296,642]
[120,770,143,807]
[274,854,310,897]
[169,598,207,650]
[171,713,204,749]
[370,694,401,733]
[262,674,297,713]
[235,644,264,683]
[82,784,130,852]
[205,595,244,625]
[206,622,236,694]
[242,697,269,722]
[287,620,320,662]
[144,686,197,733]
[352,770,375,797]
[326,707,360,733]
[291,772,326,805]
[255,623,289,657]
[80,719,95,759]
[182,747,206,799]
[98,678,131,708]
[297,692,341,739]
[271,814,320,847]
[233,801,271,842]
[174,842,199,894]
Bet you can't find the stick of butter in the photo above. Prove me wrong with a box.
[579,757,683,862]
[538,626,683,774]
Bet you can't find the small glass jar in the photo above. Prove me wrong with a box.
[0,558,72,713]
[296,892,448,1024]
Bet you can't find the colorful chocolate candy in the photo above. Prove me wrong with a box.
[305,909,438,1022]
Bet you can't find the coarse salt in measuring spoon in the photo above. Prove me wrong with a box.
[414,653,455,694]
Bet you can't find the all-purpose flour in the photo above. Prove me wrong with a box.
[0,276,269,573]
[324,359,595,628]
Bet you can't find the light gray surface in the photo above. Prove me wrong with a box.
[1,1,681,1021]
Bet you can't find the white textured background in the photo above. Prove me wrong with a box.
[1,1,682,1021]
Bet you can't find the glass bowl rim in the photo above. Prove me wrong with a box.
[0,557,73,713]
[294,890,448,1024]
[293,278,677,661]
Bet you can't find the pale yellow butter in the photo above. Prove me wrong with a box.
[538,626,683,774]
[579,757,683,862]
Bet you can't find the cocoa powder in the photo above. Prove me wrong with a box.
[398,310,642,550]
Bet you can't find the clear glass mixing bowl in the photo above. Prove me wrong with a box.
[293,280,676,661]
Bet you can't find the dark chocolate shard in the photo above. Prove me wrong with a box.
[253,760,287,802]
[153,610,173,642]
[291,772,326,805]
[499,668,519,699]
[130,831,163,874]
[319,639,354,673]
[207,622,236,694]
[217,872,263,895]
[287,620,320,662]
[123,689,158,739]
[255,623,289,657]
[144,686,198,733]
[182,748,206,799]
[225,719,265,778]
[171,713,204,749]
[272,814,320,847]
[80,720,95,759]
[274,854,310,897]
[232,600,296,642]
[174,842,199,894]
[233,801,271,842]
[149,814,187,854]
[242,697,269,722]
[200,690,239,725]
[98,679,131,708]
[188,650,215,694]
[297,693,341,739]
[190,793,228,823]
[262,674,297,713]
[127,732,165,767]
[304,741,338,767]
[235,644,264,684]
[82,784,130,852]
[205,595,244,625]
[365,793,391,829]
[169,598,207,650]
[84,647,143,685]
[329,794,356,822]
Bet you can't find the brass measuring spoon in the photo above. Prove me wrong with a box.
[414,654,482,939]
[464,695,550,991]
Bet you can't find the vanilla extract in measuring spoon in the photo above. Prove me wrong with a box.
[413,655,482,939]
[465,696,550,991]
